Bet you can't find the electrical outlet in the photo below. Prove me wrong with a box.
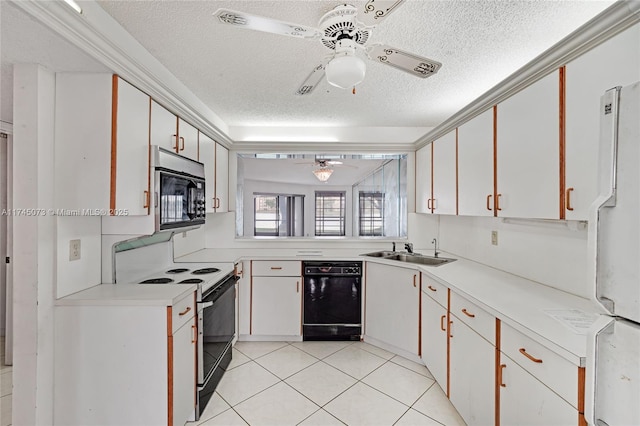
[69,239,81,261]
[491,231,498,246]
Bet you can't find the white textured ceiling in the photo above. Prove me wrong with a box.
[95,0,615,143]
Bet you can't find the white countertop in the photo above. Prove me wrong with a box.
[178,247,598,366]
[56,283,197,307]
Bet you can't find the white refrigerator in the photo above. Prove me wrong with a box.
[586,81,640,425]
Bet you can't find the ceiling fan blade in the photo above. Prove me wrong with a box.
[214,9,321,39]
[295,64,326,95]
[358,0,406,27]
[367,44,442,78]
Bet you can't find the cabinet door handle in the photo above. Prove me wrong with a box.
[449,321,453,338]
[519,348,543,363]
[216,198,221,209]
[566,187,574,211]
[428,285,437,292]
[427,198,432,210]
[191,325,197,343]
[143,190,150,209]
[270,267,283,270]
[498,364,507,387]
[496,193,503,211]
[461,308,475,318]
[296,281,299,293]
[154,192,158,208]
[172,134,179,150]
[179,136,185,151]
[486,194,493,211]
[432,198,437,211]
[212,198,216,209]
[440,315,446,331]
[413,275,417,287]
[178,306,192,316]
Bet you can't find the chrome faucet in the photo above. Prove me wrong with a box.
[404,242,414,254]
[432,238,439,258]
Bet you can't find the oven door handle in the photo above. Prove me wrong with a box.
[198,301,214,309]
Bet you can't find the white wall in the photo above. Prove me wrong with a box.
[56,216,102,298]
[12,63,56,425]
[437,215,589,298]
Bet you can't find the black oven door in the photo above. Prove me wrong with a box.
[158,171,205,230]
[196,273,236,417]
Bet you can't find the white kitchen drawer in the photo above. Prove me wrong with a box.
[422,275,448,309]
[450,292,495,345]
[252,260,301,277]
[501,323,578,408]
[171,291,196,333]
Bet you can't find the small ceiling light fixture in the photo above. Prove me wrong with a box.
[313,168,334,182]
[325,39,366,90]
[63,0,83,14]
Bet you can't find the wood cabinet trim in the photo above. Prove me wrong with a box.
[418,273,422,357]
[578,366,586,426]
[166,306,173,426]
[249,260,253,335]
[559,66,567,219]
[495,318,501,426]
[110,75,118,212]
[147,97,152,215]
[492,105,498,216]
[446,287,451,397]
[455,128,459,216]
[430,143,435,213]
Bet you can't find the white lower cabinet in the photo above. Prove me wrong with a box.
[449,315,494,425]
[420,278,448,388]
[365,262,419,356]
[251,276,301,336]
[54,290,197,426]
[499,354,577,425]
[250,261,302,338]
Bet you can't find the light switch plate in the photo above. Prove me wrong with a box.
[491,231,498,246]
[69,239,81,261]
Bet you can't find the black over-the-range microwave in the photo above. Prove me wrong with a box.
[151,145,206,231]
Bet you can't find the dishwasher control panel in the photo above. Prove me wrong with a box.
[303,261,362,276]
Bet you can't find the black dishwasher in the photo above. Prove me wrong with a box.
[302,261,362,341]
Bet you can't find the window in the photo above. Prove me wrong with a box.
[315,191,346,236]
[359,192,384,236]
[254,194,304,236]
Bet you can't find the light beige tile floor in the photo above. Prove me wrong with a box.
[0,336,12,426]
[191,341,466,426]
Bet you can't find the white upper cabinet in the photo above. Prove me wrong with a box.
[458,109,495,216]
[198,132,216,214]
[415,144,433,213]
[432,130,457,215]
[112,77,151,216]
[177,118,198,160]
[565,24,640,220]
[150,100,178,152]
[214,143,229,212]
[497,70,560,219]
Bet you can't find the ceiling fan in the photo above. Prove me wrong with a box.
[213,1,442,95]
[295,158,356,182]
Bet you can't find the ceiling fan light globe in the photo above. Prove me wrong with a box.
[313,168,334,182]
[325,55,366,89]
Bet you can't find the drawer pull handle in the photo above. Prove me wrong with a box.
[191,325,197,343]
[461,308,475,318]
[428,285,437,292]
[440,315,446,331]
[178,306,192,316]
[270,266,283,270]
[519,348,543,363]
[566,187,574,211]
[486,194,493,211]
[498,364,507,387]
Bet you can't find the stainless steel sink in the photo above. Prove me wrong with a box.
[362,251,456,267]
[362,251,397,258]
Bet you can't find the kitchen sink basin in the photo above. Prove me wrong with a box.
[362,251,456,267]
[362,251,397,258]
